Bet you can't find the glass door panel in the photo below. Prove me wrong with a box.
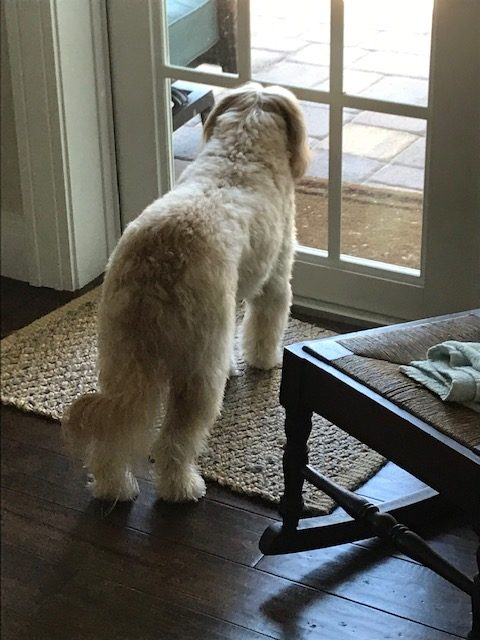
[340,110,426,270]
[251,0,330,89]
[108,0,480,321]
[296,102,329,252]
[166,0,239,73]
[343,0,433,106]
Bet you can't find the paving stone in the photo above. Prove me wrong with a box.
[302,23,331,45]
[308,146,384,183]
[351,51,430,79]
[319,123,416,161]
[359,76,429,107]
[301,103,330,139]
[307,148,329,178]
[343,48,371,66]
[174,158,190,181]
[290,43,330,67]
[343,69,384,95]
[342,153,385,183]
[343,25,372,48]
[173,123,203,161]
[368,164,425,191]
[251,49,284,74]
[360,31,431,56]
[250,33,307,53]
[351,111,427,135]
[392,137,426,168]
[256,61,329,88]
[316,69,382,95]
[251,17,303,41]
[291,44,370,69]
[344,0,433,37]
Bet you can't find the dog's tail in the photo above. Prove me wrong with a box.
[62,387,157,474]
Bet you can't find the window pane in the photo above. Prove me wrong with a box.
[167,0,238,73]
[172,81,223,181]
[340,110,426,270]
[296,102,329,252]
[251,0,330,89]
[343,0,433,106]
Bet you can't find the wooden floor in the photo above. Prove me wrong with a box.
[1,276,475,639]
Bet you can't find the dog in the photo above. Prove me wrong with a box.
[63,83,309,503]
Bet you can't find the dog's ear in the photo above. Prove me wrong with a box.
[264,87,310,180]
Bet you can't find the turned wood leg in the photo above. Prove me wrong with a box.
[278,406,313,531]
[470,541,480,639]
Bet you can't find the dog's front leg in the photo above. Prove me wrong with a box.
[242,250,293,370]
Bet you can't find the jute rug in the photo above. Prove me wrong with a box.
[0,288,386,514]
[296,177,423,270]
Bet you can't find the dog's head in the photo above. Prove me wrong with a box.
[203,83,310,180]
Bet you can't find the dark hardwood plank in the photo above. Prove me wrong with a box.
[356,521,478,576]
[2,276,476,640]
[2,489,463,640]
[1,405,283,520]
[26,572,273,640]
[0,607,31,640]
[355,460,426,502]
[1,437,270,567]
[0,276,101,338]
[1,542,75,616]
[257,539,473,636]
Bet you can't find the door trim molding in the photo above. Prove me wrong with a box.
[4,0,120,290]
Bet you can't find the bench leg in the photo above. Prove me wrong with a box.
[470,541,480,639]
[278,406,313,531]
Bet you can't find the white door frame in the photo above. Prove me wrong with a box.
[4,1,478,319]
[107,0,479,322]
[3,0,120,290]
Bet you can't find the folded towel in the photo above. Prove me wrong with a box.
[400,341,480,414]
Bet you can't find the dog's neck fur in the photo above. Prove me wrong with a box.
[187,113,292,189]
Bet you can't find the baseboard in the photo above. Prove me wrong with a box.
[292,294,400,328]
[1,210,30,282]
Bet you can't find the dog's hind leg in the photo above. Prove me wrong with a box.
[152,362,229,502]
[242,243,293,370]
[151,302,234,503]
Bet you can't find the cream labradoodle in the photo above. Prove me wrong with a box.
[63,83,309,503]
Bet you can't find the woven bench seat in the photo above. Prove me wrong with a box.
[334,312,480,451]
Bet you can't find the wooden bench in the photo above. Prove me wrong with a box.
[260,310,480,638]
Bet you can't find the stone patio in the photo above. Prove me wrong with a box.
[173,0,433,194]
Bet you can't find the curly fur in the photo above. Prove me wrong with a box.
[62,83,309,502]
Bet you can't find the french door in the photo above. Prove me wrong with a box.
[107,0,479,323]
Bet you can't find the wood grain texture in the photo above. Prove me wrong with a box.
[0,276,475,639]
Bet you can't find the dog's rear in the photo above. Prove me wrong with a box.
[64,202,237,501]
[63,83,309,503]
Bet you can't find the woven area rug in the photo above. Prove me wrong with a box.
[1,288,386,514]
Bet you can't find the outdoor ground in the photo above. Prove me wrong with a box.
[172,0,433,264]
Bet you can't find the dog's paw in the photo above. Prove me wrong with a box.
[154,467,206,503]
[87,470,140,502]
[244,352,281,371]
